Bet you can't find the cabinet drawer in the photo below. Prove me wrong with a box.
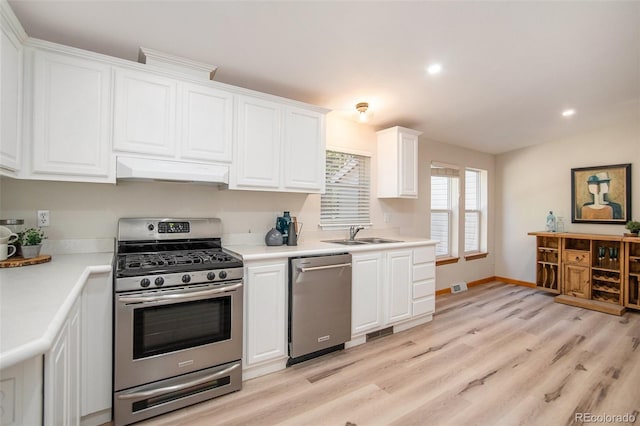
[413,246,435,264]
[563,250,590,266]
[413,263,435,281]
[413,296,435,316]
[413,279,435,299]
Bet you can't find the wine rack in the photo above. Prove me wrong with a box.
[591,240,622,305]
[533,234,561,294]
[625,238,640,309]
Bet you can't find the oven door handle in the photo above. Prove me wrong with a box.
[116,363,240,400]
[118,282,243,304]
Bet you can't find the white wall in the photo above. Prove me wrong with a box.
[495,115,640,282]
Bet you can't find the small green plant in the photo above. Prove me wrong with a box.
[19,227,46,246]
[625,220,640,234]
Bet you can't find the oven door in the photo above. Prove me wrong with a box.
[114,280,243,391]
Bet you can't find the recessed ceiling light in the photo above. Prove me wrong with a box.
[427,63,442,75]
[562,109,576,117]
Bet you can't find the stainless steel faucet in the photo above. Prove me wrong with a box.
[349,225,365,240]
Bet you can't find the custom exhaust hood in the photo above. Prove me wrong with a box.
[116,156,229,184]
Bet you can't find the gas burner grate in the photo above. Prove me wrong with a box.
[123,250,236,271]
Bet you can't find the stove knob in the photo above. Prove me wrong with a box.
[140,278,151,288]
[155,277,164,287]
[206,272,216,281]
[147,224,155,231]
[182,274,191,283]
[219,270,227,279]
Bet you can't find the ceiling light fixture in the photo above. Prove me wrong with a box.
[427,63,442,75]
[356,102,369,122]
[562,109,576,117]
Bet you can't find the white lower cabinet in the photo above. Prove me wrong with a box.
[350,244,436,343]
[80,271,112,425]
[0,357,42,426]
[243,260,288,379]
[44,297,81,426]
[385,250,413,324]
[351,252,384,336]
[412,246,436,317]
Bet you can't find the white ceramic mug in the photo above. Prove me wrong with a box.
[0,243,16,261]
[0,226,18,244]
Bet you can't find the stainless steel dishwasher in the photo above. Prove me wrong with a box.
[288,253,352,364]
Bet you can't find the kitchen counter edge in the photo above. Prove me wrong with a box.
[0,253,113,370]
[225,238,437,261]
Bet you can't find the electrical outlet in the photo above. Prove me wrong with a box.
[37,210,50,227]
[384,213,391,223]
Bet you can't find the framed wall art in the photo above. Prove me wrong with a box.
[571,163,631,224]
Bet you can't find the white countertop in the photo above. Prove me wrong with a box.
[225,237,437,261]
[0,252,113,370]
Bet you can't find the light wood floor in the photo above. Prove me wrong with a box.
[140,282,640,426]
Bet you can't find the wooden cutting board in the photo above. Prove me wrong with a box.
[0,255,52,268]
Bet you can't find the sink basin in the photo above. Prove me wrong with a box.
[323,237,403,245]
[356,237,403,244]
[322,239,369,245]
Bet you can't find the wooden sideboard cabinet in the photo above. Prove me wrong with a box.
[529,232,631,316]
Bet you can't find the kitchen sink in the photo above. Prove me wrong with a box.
[323,237,403,245]
[355,237,403,244]
[322,239,369,245]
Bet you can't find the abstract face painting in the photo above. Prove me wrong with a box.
[571,164,631,224]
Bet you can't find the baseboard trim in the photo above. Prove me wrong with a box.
[436,276,536,297]
[494,276,537,288]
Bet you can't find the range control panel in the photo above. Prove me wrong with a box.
[158,221,191,234]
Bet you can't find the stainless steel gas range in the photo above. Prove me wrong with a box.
[113,218,243,426]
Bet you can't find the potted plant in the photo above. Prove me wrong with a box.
[625,220,640,237]
[18,227,46,258]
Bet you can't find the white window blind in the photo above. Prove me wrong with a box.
[465,169,481,253]
[321,150,371,226]
[430,170,458,258]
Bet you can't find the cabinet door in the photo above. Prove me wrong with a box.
[113,69,176,157]
[564,264,590,299]
[81,272,112,417]
[244,262,287,365]
[44,298,81,426]
[386,250,412,323]
[180,83,233,163]
[0,23,22,172]
[232,95,282,189]
[32,51,112,179]
[351,252,383,336]
[398,131,418,197]
[282,107,325,192]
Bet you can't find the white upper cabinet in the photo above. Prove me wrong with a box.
[113,68,177,157]
[231,95,327,193]
[232,95,282,189]
[283,107,325,192]
[30,49,113,181]
[180,82,233,163]
[113,70,235,165]
[0,8,23,173]
[377,126,422,198]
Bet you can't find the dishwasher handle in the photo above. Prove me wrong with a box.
[298,262,351,273]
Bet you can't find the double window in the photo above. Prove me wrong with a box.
[431,164,487,260]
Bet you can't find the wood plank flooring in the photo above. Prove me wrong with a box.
[139,282,640,426]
